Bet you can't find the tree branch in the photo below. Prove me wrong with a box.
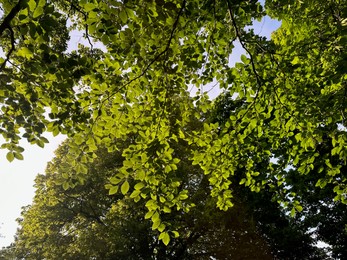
[87,0,187,136]
[122,0,187,89]
[0,0,24,37]
[225,0,264,126]
[0,0,25,70]
[69,3,94,51]
[226,0,263,89]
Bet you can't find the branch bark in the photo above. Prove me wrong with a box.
[0,0,25,70]
[0,0,24,37]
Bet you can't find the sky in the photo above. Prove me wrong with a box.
[0,134,66,248]
[0,12,281,248]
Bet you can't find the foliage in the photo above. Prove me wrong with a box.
[0,245,16,260]
[10,139,273,259]
[0,0,346,244]
[10,138,330,259]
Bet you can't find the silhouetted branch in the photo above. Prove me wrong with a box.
[0,0,25,70]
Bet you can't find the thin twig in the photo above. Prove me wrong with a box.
[226,0,265,125]
[69,3,94,51]
[226,0,263,89]
[119,0,187,91]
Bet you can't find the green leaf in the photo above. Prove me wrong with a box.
[17,47,33,59]
[134,182,145,190]
[6,152,14,162]
[158,223,166,232]
[104,184,113,190]
[62,182,69,190]
[84,3,96,12]
[291,56,300,65]
[241,54,249,64]
[40,137,49,143]
[249,119,257,130]
[159,232,170,245]
[163,206,171,213]
[121,180,130,195]
[18,14,28,21]
[119,9,127,23]
[110,176,122,185]
[108,185,118,195]
[14,152,24,160]
[27,0,36,11]
[37,0,46,7]
[178,191,188,200]
[290,208,296,217]
[171,231,179,238]
[101,34,109,45]
[33,7,44,18]
[130,190,141,198]
[37,140,45,148]
[144,210,155,219]
[295,205,303,212]
[152,219,161,230]
[79,164,88,174]
[151,211,160,222]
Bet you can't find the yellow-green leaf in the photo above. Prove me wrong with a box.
[27,0,36,11]
[171,231,179,238]
[14,152,24,160]
[108,185,118,195]
[121,180,130,195]
[17,47,33,59]
[158,223,166,232]
[134,182,145,190]
[152,219,161,230]
[62,182,69,190]
[33,6,44,18]
[145,210,154,219]
[119,9,127,23]
[84,3,95,12]
[6,152,14,162]
[159,232,170,245]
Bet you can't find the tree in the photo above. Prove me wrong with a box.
[209,91,333,259]
[12,135,331,259]
[0,0,346,243]
[211,87,347,258]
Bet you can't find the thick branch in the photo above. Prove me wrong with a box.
[0,0,25,70]
[0,0,24,37]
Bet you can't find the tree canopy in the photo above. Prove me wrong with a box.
[0,0,347,247]
[6,137,330,259]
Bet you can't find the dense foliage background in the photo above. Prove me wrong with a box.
[0,0,346,258]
